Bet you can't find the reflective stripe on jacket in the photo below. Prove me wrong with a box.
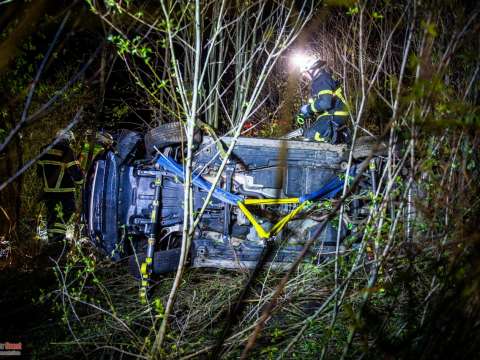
[36,141,84,193]
[304,70,349,118]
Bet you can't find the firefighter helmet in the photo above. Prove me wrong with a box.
[96,131,114,147]
[56,129,75,142]
[304,59,327,78]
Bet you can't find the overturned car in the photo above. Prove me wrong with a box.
[85,123,384,276]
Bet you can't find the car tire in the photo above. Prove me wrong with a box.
[352,136,387,159]
[145,122,185,154]
[145,122,202,154]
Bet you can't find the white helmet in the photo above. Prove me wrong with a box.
[304,59,327,78]
[56,129,75,142]
[96,131,114,146]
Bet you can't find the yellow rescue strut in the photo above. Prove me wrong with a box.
[237,198,310,239]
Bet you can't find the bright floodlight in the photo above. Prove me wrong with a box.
[290,52,314,72]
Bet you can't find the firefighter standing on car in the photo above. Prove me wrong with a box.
[296,60,350,144]
[36,130,83,258]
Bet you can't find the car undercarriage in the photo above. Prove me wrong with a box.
[85,126,385,276]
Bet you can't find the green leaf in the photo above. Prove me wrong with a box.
[421,20,438,37]
[346,6,359,16]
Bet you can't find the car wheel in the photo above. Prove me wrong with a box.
[145,122,184,154]
[352,136,387,159]
[145,122,202,154]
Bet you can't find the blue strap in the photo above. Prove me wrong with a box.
[155,155,243,206]
[156,154,353,206]
[299,166,356,202]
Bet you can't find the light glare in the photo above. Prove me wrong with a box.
[290,52,314,72]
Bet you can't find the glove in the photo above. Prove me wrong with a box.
[299,104,310,117]
[296,104,310,125]
[296,113,305,125]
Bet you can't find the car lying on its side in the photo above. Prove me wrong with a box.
[84,123,384,275]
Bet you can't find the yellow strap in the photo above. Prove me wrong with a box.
[42,166,48,192]
[317,89,334,96]
[314,87,349,111]
[55,164,65,189]
[38,160,65,166]
[334,87,349,109]
[47,149,63,156]
[269,201,308,235]
[39,160,80,168]
[310,88,349,115]
[141,262,148,275]
[40,159,83,191]
[237,202,270,239]
[66,160,80,168]
[314,132,325,142]
[43,187,76,193]
[237,200,307,239]
[47,228,66,235]
[308,98,318,113]
[318,110,349,118]
[244,198,299,205]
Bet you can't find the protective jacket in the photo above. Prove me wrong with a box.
[301,69,349,143]
[37,140,83,242]
[37,140,84,193]
[307,70,347,116]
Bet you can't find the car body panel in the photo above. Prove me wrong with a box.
[86,134,358,272]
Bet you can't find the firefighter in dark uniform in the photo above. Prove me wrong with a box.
[36,130,83,258]
[296,60,350,144]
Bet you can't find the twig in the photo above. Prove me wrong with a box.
[0,11,71,154]
[0,107,83,192]
[240,146,383,359]
[153,0,203,353]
